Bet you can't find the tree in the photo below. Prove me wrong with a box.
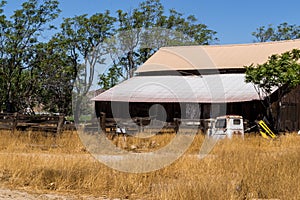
[252,22,300,42]
[0,1,7,109]
[57,12,115,122]
[98,62,122,90]
[245,49,300,131]
[99,0,218,88]
[0,0,217,116]
[29,40,75,115]
[0,0,60,112]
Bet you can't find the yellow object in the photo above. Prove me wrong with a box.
[259,131,270,139]
[258,120,276,139]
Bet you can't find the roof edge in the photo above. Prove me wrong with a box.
[159,39,300,49]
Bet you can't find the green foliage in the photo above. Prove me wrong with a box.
[245,49,300,95]
[98,64,122,90]
[0,0,60,112]
[57,12,115,121]
[31,40,74,114]
[252,22,300,42]
[0,0,218,115]
[245,49,300,129]
[251,22,300,129]
[100,0,218,88]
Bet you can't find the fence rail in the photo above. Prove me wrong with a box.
[98,112,205,135]
[0,113,66,133]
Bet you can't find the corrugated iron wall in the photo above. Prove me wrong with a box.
[94,87,299,132]
[95,101,263,123]
[278,85,300,131]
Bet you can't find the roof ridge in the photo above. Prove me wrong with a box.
[161,39,300,49]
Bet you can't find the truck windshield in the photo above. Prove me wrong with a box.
[215,118,226,128]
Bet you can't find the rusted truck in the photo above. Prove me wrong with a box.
[208,115,244,139]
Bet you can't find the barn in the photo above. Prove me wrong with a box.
[92,39,300,132]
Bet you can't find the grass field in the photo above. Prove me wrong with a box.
[0,130,300,199]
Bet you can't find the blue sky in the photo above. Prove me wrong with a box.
[3,0,300,44]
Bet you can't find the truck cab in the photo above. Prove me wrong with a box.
[213,115,244,139]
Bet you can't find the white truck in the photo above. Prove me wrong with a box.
[207,115,244,139]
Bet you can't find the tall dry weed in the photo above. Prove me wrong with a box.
[0,130,300,199]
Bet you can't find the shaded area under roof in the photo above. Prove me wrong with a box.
[92,74,262,103]
[136,39,300,73]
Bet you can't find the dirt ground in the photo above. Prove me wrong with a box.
[0,187,117,200]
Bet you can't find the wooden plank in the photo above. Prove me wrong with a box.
[0,112,66,133]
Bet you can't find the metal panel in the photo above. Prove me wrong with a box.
[92,74,262,103]
[279,85,300,131]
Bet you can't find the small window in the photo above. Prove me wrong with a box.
[215,119,226,128]
[233,119,241,125]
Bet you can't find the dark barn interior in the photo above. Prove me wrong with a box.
[95,100,266,129]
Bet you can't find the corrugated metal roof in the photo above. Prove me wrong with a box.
[136,39,300,73]
[92,74,262,103]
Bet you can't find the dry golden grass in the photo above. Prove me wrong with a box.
[0,130,300,199]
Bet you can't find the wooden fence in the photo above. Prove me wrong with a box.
[0,113,66,133]
[98,112,205,135]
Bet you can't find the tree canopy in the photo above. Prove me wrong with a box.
[98,0,218,89]
[0,0,60,112]
[245,49,300,130]
[248,22,300,130]
[252,22,300,42]
[0,0,218,115]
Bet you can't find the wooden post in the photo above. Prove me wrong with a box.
[138,117,144,133]
[174,118,179,133]
[100,112,106,133]
[12,112,18,133]
[57,115,65,134]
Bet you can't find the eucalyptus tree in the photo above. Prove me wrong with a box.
[56,11,116,122]
[99,0,218,88]
[245,49,300,130]
[0,1,6,110]
[27,39,75,115]
[0,0,60,112]
[252,22,300,42]
[249,22,300,130]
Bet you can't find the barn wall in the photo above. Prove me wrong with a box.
[275,85,300,131]
[95,101,181,121]
[227,101,265,122]
[95,101,263,123]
